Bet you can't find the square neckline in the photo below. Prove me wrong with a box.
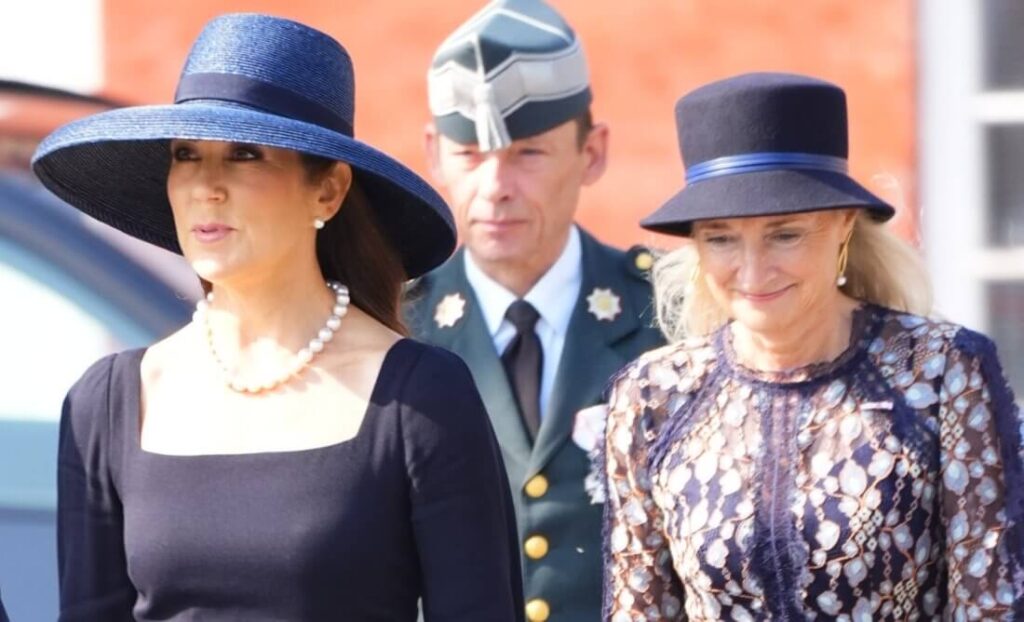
[127,337,414,459]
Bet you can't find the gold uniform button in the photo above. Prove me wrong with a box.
[524,535,549,560]
[524,475,549,498]
[634,251,654,271]
[525,598,550,622]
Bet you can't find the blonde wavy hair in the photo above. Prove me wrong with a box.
[653,211,933,342]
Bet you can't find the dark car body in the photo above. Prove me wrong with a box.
[0,82,193,620]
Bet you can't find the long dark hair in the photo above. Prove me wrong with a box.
[195,152,407,334]
[302,153,408,334]
[196,153,408,335]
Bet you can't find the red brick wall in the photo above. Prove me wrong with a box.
[103,0,916,249]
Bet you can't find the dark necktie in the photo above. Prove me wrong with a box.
[501,299,543,440]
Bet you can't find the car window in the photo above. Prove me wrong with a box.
[0,222,171,622]
[0,238,151,423]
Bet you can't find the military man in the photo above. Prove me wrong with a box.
[407,1,665,620]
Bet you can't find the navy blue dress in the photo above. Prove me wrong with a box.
[58,339,524,621]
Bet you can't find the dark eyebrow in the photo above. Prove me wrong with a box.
[695,221,731,231]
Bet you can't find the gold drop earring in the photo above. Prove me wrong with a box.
[836,231,853,287]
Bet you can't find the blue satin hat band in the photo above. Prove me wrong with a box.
[640,73,895,236]
[685,152,849,185]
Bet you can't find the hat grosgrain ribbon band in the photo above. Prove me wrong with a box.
[685,152,850,184]
[175,73,355,137]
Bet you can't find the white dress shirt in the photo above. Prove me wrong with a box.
[463,227,583,421]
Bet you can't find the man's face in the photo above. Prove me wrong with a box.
[428,119,607,271]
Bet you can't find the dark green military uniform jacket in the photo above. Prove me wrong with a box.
[405,227,665,621]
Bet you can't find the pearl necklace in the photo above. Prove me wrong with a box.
[194,281,350,393]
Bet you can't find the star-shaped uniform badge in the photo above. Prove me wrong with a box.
[586,287,622,322]
[434,293,466,328]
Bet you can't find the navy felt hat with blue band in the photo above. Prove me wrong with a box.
[640,72,895,237]
[32,13,455,279]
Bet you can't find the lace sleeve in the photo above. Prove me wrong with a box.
[602,360,686,621]
[939,329,1024,619]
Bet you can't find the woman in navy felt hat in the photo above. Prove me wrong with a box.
[34,13,523,621]
[601,73,1024,619]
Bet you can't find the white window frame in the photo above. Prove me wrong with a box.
[920,2,1024,331]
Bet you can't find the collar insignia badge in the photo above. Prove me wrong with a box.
[586,287,622,322]
[434,293,467,328]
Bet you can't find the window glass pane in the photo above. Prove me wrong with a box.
[983,0,1024,89]
[0,246,132,622]
[0,258,125,423]
[985,125,1024,246]
[988,282,1024,399]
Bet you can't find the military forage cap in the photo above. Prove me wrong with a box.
[428,0,592,152]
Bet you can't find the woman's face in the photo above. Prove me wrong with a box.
[167,140,344,288]
[692,210,856,337]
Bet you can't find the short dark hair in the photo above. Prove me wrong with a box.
[574,108,594,151]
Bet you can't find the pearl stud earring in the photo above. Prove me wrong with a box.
[314,218,325,230]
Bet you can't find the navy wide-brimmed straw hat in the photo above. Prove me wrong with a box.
[32,13,455,278]
[641,72,895,236]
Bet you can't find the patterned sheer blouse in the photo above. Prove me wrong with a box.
[602,304,1024,621]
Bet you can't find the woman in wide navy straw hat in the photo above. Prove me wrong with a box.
[600,73,1024,619]
[34,13,523,621]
